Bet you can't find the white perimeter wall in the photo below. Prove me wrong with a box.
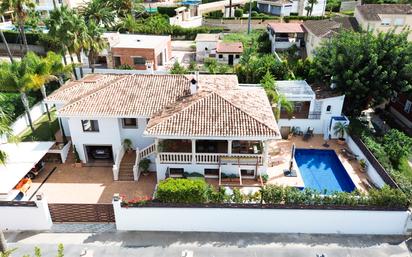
[113,202,411,235]
[346,136,386,187]
[0,197,52,231]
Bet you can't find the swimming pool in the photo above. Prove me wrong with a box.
[294,149,356,193]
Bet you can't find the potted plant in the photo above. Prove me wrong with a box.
[123,138,132,153]
[261,174,269,184]
[139,158,151,176]
[359,159,367,173]
[333,122,349,145]
[73,146,82,168]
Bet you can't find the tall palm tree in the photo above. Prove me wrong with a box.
[0,30,13,62]
[0,95,12,165]
[85,20,107,73]
[0,57,44,132]
[0,0,36,55]
[78,0,116,27]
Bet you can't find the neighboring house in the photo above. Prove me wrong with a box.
[216,42,243,65]
[354,4,412,41]
[195,33,220,62]
[388,93,412,128]
[169,6,202,28]
[46,74,280,182]
[88,32,172,71]
[257,0,326,16]
[266,22,305,52]
[303,17,359,58]
[276,80,346,138]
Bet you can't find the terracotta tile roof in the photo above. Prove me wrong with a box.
[303,17,359,38]
[58,74,192,117]
[216,42,244,53]
[356,4,412,21]
[46,74,124,104]
[267,22,306,33]
[145,86,279,138]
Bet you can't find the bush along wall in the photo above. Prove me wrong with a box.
[122,178,410,210]
[283,15,330,22]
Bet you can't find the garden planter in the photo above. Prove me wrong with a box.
[337,138,346,145]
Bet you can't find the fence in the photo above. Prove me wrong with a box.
[0,194,52,230]
[112,199,412,235]
[49,203,115,223]
[346,135,397,188]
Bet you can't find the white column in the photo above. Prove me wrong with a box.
[227,140,232,156]
[191,139,196,164]
[263,140,269,166]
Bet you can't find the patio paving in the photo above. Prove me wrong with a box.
[267,135,368,192]
[26,162,156,204]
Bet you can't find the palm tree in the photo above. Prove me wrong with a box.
[0,0,36,55]
[0,57,44,132]
[78,0,116,27]
[0,30,14,62]
[305,0,318,16]
[0,95,12,165]
[85,20,107,73]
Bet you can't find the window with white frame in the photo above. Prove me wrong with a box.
[404,100,412,113]
[381,18,391,26]
[133,56,146,65]
[122,118,138,128]
[81,120,99,132]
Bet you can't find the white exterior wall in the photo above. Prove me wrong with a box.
[196,41,218,62]
[216,53,241,65]
[68,117,122,163]
[305,31,324,58]
[0,196,52,231]
[113,202,411,235]
[346,136,386,188]
[119,118,154,150]
[55,103,71,137]
[279,95,345,134]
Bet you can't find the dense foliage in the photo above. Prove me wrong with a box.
[152,178,409,208]
[313,30,412,115]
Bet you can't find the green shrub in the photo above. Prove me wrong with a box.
[156,178,209,204]
[382,129,412,166]
[206,186,228,203]
[260,185,283,204]
[368,186,409,208]
[157,6,178,17]
[231,188,244,203]
[234,9,243,18]
[284,15,329,22]
[116,64,134,70]
[183,172,204,178]
[205,10,224,18]
[1,30,42,45]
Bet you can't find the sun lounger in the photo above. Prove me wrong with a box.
[302,127,314,141]
[340,148,358,161]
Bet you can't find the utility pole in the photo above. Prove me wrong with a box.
[247,0,252,34]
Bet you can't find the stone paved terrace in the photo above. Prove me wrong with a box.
[26,161,156,204]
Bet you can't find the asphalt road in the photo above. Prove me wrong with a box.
[4,230,412,257]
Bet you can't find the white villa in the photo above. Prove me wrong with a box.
[46,74,281,182]
[275,80,346,138]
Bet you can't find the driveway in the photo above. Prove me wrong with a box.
[26,163,156,203]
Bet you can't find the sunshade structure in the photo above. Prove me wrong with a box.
[0,142,54,195]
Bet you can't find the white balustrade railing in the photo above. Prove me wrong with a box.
[112,143,126,181]
[158,152,263,165]
[139,143,156,159]
[133,147,140,181]
[158,152,193,164]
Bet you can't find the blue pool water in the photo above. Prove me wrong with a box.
[294,149,356,193]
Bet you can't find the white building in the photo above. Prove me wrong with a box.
[266,22,306,52]
[257,0,326,16]
[195,33,220,62]
[275,80,346,138]
[195,34,243,65]
[46,74,281,182]
[215,42,243,65]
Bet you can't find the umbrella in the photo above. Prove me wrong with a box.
[323,124,330,147]
[289,143,295,171]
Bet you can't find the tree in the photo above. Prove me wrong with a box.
[0,55,45,132]
[313,30,412,115]
[78,0,116,27]
[170,61,188,74]
[0,0,36,55]
[305,0,318,16]
[84,20,107,73]
[383,129,412,166]
[0,95,12,165]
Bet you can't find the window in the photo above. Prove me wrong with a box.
[81,120,99,132]
[218,54,223,59]
[235,54,240,58]
[133,56,146,65]
[326,105,332,113]
[404,100,412,114]
[381,18,391,26]
[113,56,121,67]
[394,18,404,26]
[122,118,138,128]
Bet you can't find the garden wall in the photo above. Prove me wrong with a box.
[0,195,52,231]
[113,201,411,235]
[346,135,396,188]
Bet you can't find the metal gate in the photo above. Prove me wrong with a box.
[48,203,115,223]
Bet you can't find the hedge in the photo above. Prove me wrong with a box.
[0,30,42,45]
[151,178,410,208]
[157,6,177,17]
[284,15,330,22]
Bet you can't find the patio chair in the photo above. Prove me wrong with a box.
[340,148,358,161]
[302,127,314,141]
[292,127,303,136]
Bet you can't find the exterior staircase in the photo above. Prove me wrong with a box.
[118,151,136,181]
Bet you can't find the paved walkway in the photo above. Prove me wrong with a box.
[4,231,411,257]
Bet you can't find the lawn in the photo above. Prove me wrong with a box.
[19,109,60,142]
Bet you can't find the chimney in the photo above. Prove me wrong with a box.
[146,61,154,75]
[190,78,198,95]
